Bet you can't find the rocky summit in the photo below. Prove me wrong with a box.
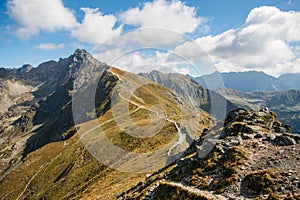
[119,108,300,200]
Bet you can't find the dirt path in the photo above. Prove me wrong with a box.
[16,164,46,200]
[269,115,275,133]
[147,180,227,200]
[108,68,186,156]
[118,93,184,154]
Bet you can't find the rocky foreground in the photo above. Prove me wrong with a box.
[118,108,300,200]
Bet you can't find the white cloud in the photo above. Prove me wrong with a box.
[7,0,78,39]
[267,58,300,76]
[70,8,122,44]
[119,0,206,34]
[7,0,208,48]
[175,6,300,76]
[95,49,190,74]
[92,27,215,75]
[244,6,300,42]
[93,48,123,64]
[117,28,185,47]
[93,28,185,57]
[34,43,65,51]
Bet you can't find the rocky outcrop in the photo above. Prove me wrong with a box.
[15,64,33,75]
[119,108,300,200]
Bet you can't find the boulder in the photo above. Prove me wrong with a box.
[272,135,296,146]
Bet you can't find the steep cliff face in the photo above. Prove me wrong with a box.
[119,108,300,200]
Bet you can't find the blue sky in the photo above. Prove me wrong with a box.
[0,0,300,76]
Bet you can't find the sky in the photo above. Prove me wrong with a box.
[0,0,300,77]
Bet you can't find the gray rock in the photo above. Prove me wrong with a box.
[254,133,263,139]
[284,133,300,144]
[242,133,254,140]
[274,126,286,133]
[272,135,296,146]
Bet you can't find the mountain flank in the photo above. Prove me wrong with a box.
[278,73,300,90]
[119,108,300,200]
[140,70,238,120]
[0,50,212,199]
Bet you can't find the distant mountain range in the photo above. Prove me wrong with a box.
[217,88,300,133]
[142,70,300,133]
[278,73,300,90]
[193,71,300,92]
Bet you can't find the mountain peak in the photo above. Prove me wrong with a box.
[16,64,33,74]
[73,48,88,56]
[64,49,101,70]
[71,49,91,61]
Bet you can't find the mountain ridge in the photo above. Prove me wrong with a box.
[139,70,238,120]
[0,49,212,199]
[193,70,300,92]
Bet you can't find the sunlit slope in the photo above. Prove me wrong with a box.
[0,132,146,200]
[79,67,212,173]
[0,67,212,199]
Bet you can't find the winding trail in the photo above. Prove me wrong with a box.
[109,68,185,156]
[78,68,184,157]
[16,164,46,200]
[163,181,227,200]
[78,106,140,141]
[118,93,183,155]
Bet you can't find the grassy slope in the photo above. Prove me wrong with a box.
[0,67,211,199]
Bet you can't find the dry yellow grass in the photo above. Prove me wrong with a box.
[0,67,212,199]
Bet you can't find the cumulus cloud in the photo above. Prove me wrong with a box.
[7,0,78,39]
[116,28,185,47]
[34,43,65,51]
[119,0,207,34]
[175,6,300,76]
[92,27,198,74]
[95,49,190,74]
[70,8,122,44]
[6,0,208,48]
[93,28,185,58]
